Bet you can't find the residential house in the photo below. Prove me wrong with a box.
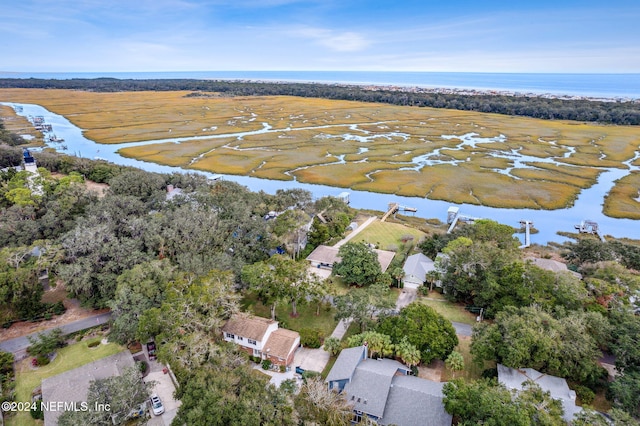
[497,364,583,423]
[526,256,582,279]
[326,346,452,426]
[402,253,435,289]
[222,314,300,368]
[41,351,136,426]
[306,245,395,273]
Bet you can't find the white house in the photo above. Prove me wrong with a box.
[222,314,300,367]
[402,253,435,289]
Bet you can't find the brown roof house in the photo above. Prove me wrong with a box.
[306,245,395,273]
[222,314,300,368]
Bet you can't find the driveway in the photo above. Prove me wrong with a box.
[294,347,329,373]
[395,289,418,310]
[144,369,181,426]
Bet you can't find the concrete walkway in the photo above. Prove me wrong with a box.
[333,216,377,248]
[329,318,352,340]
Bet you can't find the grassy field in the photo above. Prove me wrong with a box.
[241,293,338,338]
[2,88,639,216]
[349,219,426,251]
[8,338,124,426]
[418,292,478,325]
[441,336,490,381]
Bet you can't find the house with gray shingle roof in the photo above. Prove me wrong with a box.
[498,364,583,423]
[326,346,451,426]
[402,253,435,289]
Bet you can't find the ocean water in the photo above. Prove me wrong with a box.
[1,71,639,99]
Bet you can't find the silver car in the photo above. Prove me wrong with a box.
[150,394,165,416]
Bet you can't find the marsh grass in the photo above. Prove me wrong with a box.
[2,88,639,215]
[603,171,640,219]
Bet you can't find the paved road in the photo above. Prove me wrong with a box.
[0,312,112,356]
[451,321,473,337]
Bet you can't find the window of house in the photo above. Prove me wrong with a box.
[226,333,235,339]
[248,339,257,345]
[238,336,243,341]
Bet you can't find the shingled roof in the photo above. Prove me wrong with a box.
[306,245,395,272]
[222,314,276,342]
[263,328,300,360]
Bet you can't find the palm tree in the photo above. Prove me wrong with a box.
[445,351,465,378]
[394,336,421,368]
[392,267,405,288]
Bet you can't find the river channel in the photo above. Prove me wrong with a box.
[5,102,640,245]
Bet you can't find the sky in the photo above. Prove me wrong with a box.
[2,0,639,73]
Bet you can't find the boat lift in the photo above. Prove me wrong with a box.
[446,206,481,233]
[575,220,606,242]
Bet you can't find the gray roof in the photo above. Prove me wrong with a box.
[325,346,366,383]
[344,358,411,419]
[403,253,435,280]
[306,245,396,273]
[41,351,135,426]
[380,375,452,426]
[497,364,582,423]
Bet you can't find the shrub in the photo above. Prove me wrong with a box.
[574,385,595,405]
[300,328,323,348]
[279,365,286,373]
[262,359,272,370]
[35,354,49,366]
[87,340,100,348]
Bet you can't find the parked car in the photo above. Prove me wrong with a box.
[147,341,157,360]
[150,394,164,416]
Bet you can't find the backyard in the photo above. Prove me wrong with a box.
[7,337,123,426]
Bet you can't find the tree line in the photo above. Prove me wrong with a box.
[1,78,639,125]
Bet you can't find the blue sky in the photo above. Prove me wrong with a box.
[2,0,639,73]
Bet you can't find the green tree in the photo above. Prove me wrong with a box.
[294,376,353,426]
[610,370,640,419]
[394,336,421,368]
[138,270,239,370]
[26,328,66,358]
[58,366,154,426]
[334,283,395,332]
[109,259,177,344]
[242,255,321,318]
[445,351,465,378]
[471,305,609,383]
[323,336,342,357]
[173,349,295,426]
[333,242,381,287]
[443,379,565,426]
[346,331,394,359]
[378,303,458,364]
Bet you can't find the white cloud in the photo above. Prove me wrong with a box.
[293,27,370,52]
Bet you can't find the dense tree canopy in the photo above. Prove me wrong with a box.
[471,305,609,383]
[443,379,565,426]
[378,303,458,364]
[333,242,381,286]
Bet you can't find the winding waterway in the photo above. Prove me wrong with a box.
[5,102,640,245]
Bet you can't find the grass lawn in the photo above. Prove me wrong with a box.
[241,293,338,338]
[441,336,490,382]
[351,220,426,251]
[8,338,124,426]
[418,292,478,325]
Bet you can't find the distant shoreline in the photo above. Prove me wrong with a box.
[201,78,639,103]
[1,71,638,100]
